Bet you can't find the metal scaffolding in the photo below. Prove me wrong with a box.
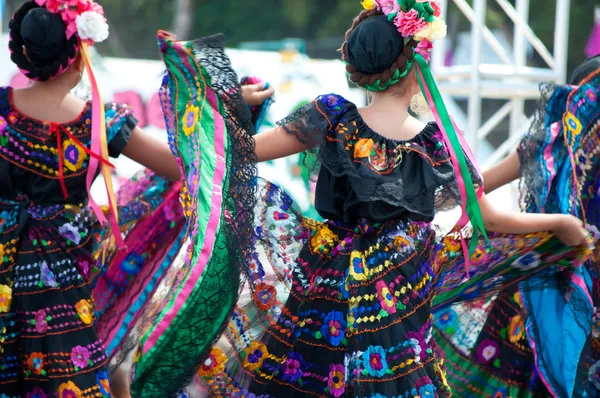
[431,0,571,167]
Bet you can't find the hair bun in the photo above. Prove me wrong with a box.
[8,1,79,81]
[20,7,66,65]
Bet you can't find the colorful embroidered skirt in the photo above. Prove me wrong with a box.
[183,180,590,398]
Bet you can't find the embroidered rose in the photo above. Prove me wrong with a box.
[58,222,82,244]
[26,387,48,398]
[281,352,304,383]
[320,311,347,347]
[34,309,49,334]
[197,347,228,377]
[76,11,109,43]
[362,346,389,378]
[476,339,499,364]
[328,364,345,397]
[27,352,45,375]
[243,341,268,371]
[394,10,428,38]
[39,261,58,288]
[0,284,12,313]
[75,299,93,325]
[57,380,82,398]
[71,345,91,369]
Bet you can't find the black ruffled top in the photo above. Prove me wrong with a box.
[0,86,136,204]
[278,94,481,224]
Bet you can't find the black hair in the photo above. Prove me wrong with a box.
[569,54,600,85]
[8,1,79,81]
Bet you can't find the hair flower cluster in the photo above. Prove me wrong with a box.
[361,0,446,61]
[35,0,108,44]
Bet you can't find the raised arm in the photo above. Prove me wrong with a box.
[478,192,588,246]
[482,151,520,194]
[121,126,181,181]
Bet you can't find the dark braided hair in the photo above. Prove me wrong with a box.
[340,10,418,90]
[8,1,79,81]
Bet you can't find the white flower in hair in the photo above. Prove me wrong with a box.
[414,17,447,41]
[76,11,109,44]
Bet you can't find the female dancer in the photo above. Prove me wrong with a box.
[0,1,272,395]
[127,1,591,396]
[434,56,600,397]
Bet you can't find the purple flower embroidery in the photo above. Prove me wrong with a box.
[25,387,47,398]
[281,352,304,383]
[476,339,500,365]
[39,261,57,288]
[71,345,91,369]
[58,222,81,244]
[35,309,49,334]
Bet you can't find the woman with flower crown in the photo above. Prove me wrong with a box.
[117,1,598,396]
[0,0,273,396]
[433,55,600,397]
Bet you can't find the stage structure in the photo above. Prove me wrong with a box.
[431,0,570,167]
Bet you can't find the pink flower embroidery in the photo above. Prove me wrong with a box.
[26,387,48,398]
[394,9,428,38]
[379,0,400,15]
[0,116,7,135]
[415,39,434,62]
[71,345,91,369]
[35,309,49,334]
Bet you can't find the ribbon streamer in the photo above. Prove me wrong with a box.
[80,42,125,249]
[414,54,490,267]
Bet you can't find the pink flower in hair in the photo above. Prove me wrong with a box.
[394,9,428,38]
[36,0,61,13]
[379,0,400,15]
[431,1,442,17]
[415,39,434,62]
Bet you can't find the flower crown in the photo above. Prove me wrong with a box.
[361,0,446,62]
[35,0,109,45]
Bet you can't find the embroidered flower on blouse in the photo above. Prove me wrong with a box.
[508,315,525,343]
[71,345,91,369]
[39,261,58,288]
[58,222,82,244]
[281,352,304,383]
[0,116,7,135]
[320,311,347,347]
[354,138,374,158]
[362,346,389,378]
[62,138,87,172]
[310,225,337,255]
[96,370,111,395]
[327,364,345,397]
[57,380,82,398]
[197,347,228,377]
[75,299,94,325]
[253,283,278,311]
[27,352,45,375]
[408,331,429,363]
[476,339,499,365]
[25,387,48,398]
[243,342,268,371]
[0,284,12,313]
[182,104,200,136]
[34,309,50,334]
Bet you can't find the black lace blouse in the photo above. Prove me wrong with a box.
[278,94,481,224]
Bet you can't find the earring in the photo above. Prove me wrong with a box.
[409,93,430,116]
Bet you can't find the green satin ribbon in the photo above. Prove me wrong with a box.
[414,54,490,256]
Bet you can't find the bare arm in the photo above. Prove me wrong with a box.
[121,127,181,181]
[254,126,309,162]
[482,151,521,194]
[479,193,588,246]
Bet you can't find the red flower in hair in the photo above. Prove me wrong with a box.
[35,0,61,13]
